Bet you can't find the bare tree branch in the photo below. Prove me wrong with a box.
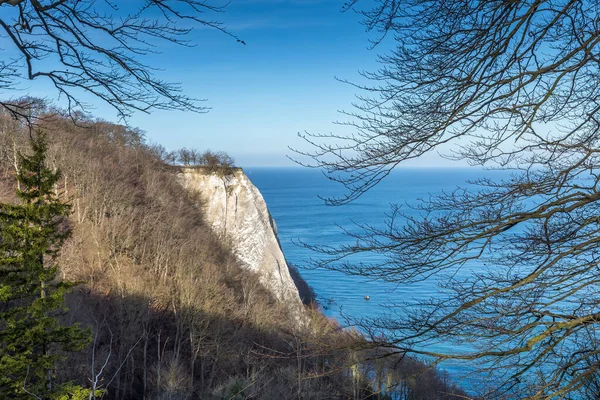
[300,1,600,397]
[0,0,244,120]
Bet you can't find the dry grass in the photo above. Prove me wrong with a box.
[0,108,468,400]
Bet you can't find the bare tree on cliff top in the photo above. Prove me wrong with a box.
[0,0,243,120]
[299,1,600,398]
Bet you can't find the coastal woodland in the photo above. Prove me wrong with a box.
[0,104,465,398]
[1,0,600,399]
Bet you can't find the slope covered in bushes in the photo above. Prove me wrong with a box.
[0,105,467,399]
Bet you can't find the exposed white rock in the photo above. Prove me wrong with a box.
[177,168,304,319]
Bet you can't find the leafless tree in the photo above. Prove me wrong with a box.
[299,1,600,398]
[199,150,234,170]
[177,147,193,166]
[0,0,243,120]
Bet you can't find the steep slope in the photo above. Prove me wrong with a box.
[0,108,468,400]
[177,168,304,319]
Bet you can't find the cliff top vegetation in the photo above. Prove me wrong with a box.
[0,103,467,399]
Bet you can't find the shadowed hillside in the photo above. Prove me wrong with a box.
[0,105,467,399]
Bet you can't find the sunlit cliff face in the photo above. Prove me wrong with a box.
[177,168,305,323]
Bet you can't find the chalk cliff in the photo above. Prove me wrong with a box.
[177,168,304,318]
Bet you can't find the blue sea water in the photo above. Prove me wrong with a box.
[245,167,508,387]
[246,167,497,316]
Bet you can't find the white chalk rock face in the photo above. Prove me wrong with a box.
[177,168,304,318]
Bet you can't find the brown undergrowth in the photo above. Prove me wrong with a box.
[0,106,467,399]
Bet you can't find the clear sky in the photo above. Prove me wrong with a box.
[5,0,452,167]
[128,0,379,167]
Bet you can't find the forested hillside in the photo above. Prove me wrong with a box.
[0,105,465,399]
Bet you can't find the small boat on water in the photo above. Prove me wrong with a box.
[364,295,370,301]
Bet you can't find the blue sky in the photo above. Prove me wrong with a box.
[3,0,451,167]
[127,0,379,167]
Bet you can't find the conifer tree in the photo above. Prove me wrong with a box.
[0,133,90,399]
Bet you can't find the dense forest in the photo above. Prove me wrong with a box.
[0,103,466,399]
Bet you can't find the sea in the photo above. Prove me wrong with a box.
[245,166,508,389]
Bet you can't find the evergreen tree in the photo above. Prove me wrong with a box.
[0,133,91,399]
